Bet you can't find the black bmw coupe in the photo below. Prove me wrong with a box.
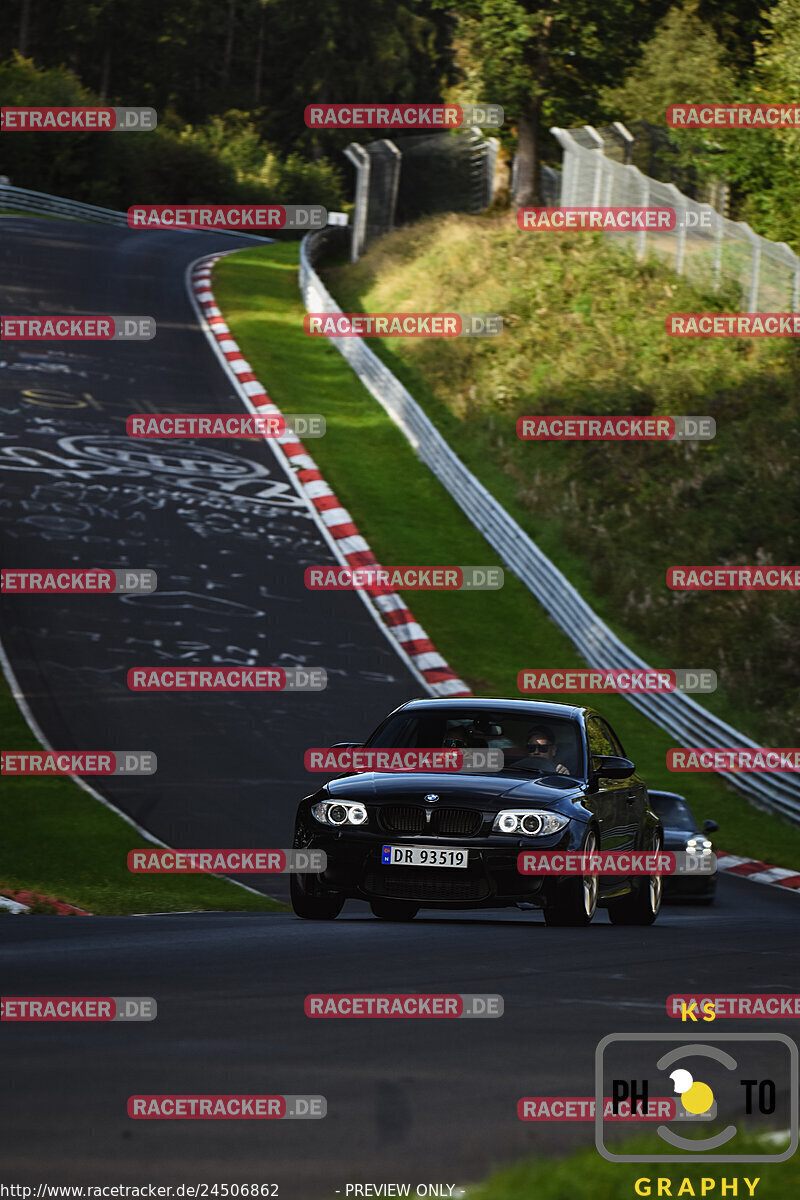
[290,697,663,927]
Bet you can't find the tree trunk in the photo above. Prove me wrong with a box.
[18,0,31,55]
[253,2,265,104]
[222,0,237,90]
[99,45,112,102]
[513,105,541,206]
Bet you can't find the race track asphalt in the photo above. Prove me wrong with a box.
[1,219,798,1196]
[0,218,420,892]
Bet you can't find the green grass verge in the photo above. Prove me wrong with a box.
[212,242,800,869]
[0,675,286,915]
[467,1132,795,1200]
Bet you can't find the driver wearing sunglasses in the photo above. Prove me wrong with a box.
[520,726,570,775]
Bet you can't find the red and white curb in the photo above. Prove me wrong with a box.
[188,253,471,699]
[716,854,800,893]
[0,889,89,915]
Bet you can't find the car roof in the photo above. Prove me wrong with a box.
[389,697,591,720]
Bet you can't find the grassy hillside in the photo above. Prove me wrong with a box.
[321,214,800,745]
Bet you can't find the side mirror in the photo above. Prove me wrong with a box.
[592,755,636,780]
[330,742,365,749]
[702,819,719,833]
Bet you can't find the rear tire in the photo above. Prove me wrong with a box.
[369,898,419,921]
[607,833,663,926]
[290,870,344,920]
[543,830,599,927]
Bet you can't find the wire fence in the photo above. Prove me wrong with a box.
[300,229,800,825]
[550,124,800,312]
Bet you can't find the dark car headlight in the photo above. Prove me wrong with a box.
[686,836,713,855]
[492,809,569,836]
[311,799,369,827]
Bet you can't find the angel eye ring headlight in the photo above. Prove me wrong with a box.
[492,809,569,837]
[312,800,369,827]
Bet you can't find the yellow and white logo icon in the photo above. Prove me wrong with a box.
[670,1068,716,1117]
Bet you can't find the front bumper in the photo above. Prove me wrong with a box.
[296,824,584,909]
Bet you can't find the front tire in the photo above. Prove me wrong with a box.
[290,869,344,920]
[369,898,419,921]
[607,833,663,926]
[543,830,599,927]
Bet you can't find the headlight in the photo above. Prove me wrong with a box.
[686,836,713,853]
[311,799,369,827]
[492,809,569,836]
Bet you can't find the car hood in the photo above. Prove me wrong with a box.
[325,770,586,807]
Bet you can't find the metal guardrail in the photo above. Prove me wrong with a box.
[299,230,800,824]
[0,184,274,240]
[0,183,129,224]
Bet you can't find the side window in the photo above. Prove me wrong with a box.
[598,719,624,757]
[586,717,615,758]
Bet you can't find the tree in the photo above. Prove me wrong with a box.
[432,0,673,205]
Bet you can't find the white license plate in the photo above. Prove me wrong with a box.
[382,844,469,869]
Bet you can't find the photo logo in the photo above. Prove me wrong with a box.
[126,414,326,439]
[595,1032,798,1162]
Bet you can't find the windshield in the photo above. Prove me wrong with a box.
[366,709,584,777]
[650,794,697,830]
